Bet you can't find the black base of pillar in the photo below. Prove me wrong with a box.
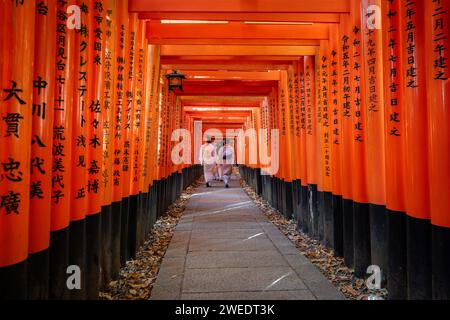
[342,198,354,268]
[353,201,371,277]
[292,180,301,222]
[255,169,262,195]
[271,177,277,208]
[154,181,160,219]
[270,176,275,205]
[284,181,293,220]
[156,180,162,218]
[139,192,148,245]
[332,195,344,257]
[86,213,101,300]
[100,205,112,289]
[307,184,318,239]
[128,194,139,259]
[369,204,387,285]
[162,178,168,213]
[27,249,49,299]
[171,174,176,205]
[110,201,121,280]
[432,224,450,300]
[386,209,407,300]
[277,178,282,212]
[281,179,286,216]
[50,226,70,299]
[279,179,283,214]
[0,260,27,300]
[323,191,334,249]
[273,178,279,211]
[150,184,157,229]
[406,215,431,300]
[120,197,130,267]
[299,185,308,234]
[317,190,324,243]
[68,220,86,299]
[265,176,273,205]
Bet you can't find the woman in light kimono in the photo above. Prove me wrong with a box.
[214,139,223,181]
[218,139,235,188]
[199,137,217,187]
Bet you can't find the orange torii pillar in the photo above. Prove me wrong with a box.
[173,96,184,199]
[135,23,149,250]
[112,0,128,268]
[339,13,355,268]
[167,91,182,206]
[156,77,169,217]
[165,90,176,208]
[361,0,388,282]
[318,39,335,248]
[0,0,35,300]
[400,0,432,300]
[154,77,164,218]
[258,98,268,197]
[290,62,302,223]
[304,56,317,237]
[260,97,271,202]
[50,0,76,299]
[121,12,137,262]
[100,0,117,287]
[116,2,130,267]
[260,93,269,204]
[143,44,161,232]
[349,0,371,278]
[266,89,277,208]
[304,56,318,237]
[272,86,284,213]
[271,88,280,210]
[28,0,56,299]
[83,0,106,299]
[296,58,310,235]
[140,42,154,244]
[279,70,294,219]
[329,24,344,257]
[255,106,263,195]
[123,13,138,260]
[425,0,450,300]
[69,0,92,299]
[381,0,407,299]
[288,68,297,219]
[315,47,324,242]
[162,81,174,215]
[151,92,162,218]
[257,98,268,198]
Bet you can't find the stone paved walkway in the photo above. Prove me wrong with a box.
[151,174,345,300]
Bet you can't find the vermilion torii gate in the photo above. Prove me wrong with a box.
[0,0,449,300]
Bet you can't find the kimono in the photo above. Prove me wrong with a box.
[199,142,217,183]
[218,144,234,185]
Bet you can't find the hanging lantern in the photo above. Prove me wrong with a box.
[165,70,185,92]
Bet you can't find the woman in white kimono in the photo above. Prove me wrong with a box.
[218,140,234,188]
[199,137,217,187]
[214,139,223,181]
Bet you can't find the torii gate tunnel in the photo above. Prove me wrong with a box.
[0,0,449,302]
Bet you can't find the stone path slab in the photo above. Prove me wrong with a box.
[150,174,345,300]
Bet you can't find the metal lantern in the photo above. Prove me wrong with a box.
[165,70,185,92]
